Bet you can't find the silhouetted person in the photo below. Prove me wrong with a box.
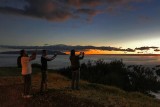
[17,50,23,68]
[40,50,57,93]
[70,49,84,90]
[21,49,37,98]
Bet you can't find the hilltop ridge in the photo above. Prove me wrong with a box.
[0,67,160,107]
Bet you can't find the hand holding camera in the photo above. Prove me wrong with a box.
[80,52,84,56]
[54,53,57,57]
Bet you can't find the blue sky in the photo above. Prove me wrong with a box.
[0,0,160,54]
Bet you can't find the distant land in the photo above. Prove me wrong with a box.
[0,50,67,55]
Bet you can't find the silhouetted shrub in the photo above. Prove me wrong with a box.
[58,60,160,94]
[127,65,160,93]
[154,65,160,76]
[58,67,72,79]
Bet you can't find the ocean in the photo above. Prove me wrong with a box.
[0,54,160,69]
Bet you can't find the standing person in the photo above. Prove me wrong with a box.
[70,49,84,90]
[21,49,37,98]
[17,50,23,68]
[40,50,57,93]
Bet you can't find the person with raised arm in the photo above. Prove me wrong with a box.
[21,49,37,98]
[70,49,84,90]
[40,50,57,93]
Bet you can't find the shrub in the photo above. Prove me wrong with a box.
[58,60,160,94]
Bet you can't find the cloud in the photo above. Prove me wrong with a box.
[3,45,160,54]
[154,49,160,52]
[76,8,102,21]
[77,8,102,16]
[0,44,135,52]
[135,46,158,51]
[124,48,135,52]
[0,0,148,22]
[64,0,102,8]
[0,0,73,21]
[137,52,143,54]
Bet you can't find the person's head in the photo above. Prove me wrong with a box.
[20,49,24,56]
[42,50,47,56]
[21,49,27,56]
[70,49,75,56]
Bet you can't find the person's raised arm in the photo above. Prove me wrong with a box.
[51,53,57,60]
[29,50,37,61]
[45,53,57,61]
[79,52,84,59]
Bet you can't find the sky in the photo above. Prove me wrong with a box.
[0,0,160,54]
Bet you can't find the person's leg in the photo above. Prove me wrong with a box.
[23,75,27,96]
[44,71,48,91]
[71,71,76,89]
[76,69,80,90]
[26,74,31,95]
[40,71,45,92]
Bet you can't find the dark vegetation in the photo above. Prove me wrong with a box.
[59,60,160,94]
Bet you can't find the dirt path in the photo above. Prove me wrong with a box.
[0,84,104,107]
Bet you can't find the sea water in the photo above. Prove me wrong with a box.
[0,54,160,69]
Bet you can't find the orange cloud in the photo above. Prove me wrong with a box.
[65,49,123,55]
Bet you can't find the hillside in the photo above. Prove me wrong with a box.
[0,67,160,107]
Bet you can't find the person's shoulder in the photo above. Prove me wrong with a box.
[21,56,29,60]
[22,56,29,58]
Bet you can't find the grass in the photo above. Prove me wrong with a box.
[0,67,160,107]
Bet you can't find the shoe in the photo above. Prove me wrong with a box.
[22,95,26,98]
[23,95,32,98]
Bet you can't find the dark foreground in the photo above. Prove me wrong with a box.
[0,84,103,107]
[0,67,160,107]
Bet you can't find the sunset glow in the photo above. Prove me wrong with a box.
[65,49,118,55]
[65,48,160,55]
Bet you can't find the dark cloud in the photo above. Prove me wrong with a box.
[64,0,102,7]
[124,48,135,52]
[77,8,102,16]
[0,44,135,52]
[104,0,147,15]
[0,0,73,21]
[76,8,102,21]
[154,49,160,52]
[135,46,158,51]
[0,0,148,22]
[137,52,143,54]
